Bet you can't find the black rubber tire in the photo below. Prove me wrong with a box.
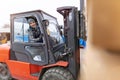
[0,63,12,80]
[41,67,74,80]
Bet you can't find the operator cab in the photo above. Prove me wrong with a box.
[10,10,64,65]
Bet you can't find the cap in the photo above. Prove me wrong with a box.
[28,18,35,23]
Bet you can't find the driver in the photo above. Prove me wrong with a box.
[28,18,43,42]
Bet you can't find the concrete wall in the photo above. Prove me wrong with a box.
[80,0,120,80]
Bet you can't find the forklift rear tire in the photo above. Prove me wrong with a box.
[0,63,12,80]
[41,67,74,80]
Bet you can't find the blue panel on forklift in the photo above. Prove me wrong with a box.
[62,36,86,48]
[80,38,86,48]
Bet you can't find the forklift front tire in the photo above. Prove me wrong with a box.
[41,67,74,80]
[0,63,12,80]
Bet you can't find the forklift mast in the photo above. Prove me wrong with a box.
[57,6,80,79]
[80,0,86,41]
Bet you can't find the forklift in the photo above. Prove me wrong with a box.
[0,6,81,80]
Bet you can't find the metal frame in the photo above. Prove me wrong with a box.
[57,6,80,80]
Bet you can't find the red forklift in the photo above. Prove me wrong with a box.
[0,6,81,80]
